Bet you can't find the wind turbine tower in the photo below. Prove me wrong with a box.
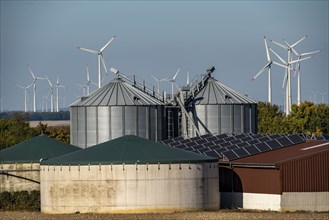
[45,75,55,112]
[77,35,116,88]
[55,75,65,112]
[27,65,46,112]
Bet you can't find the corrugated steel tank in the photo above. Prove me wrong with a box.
[70,78,167,148]
[187,77,257,136]
[40,163,219,214]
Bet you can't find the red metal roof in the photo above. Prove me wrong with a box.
[230,140,329,165]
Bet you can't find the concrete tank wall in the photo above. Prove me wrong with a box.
[0,163,40,192]
[188,104,257,137]
[40,163,219,214]
[71,105,166,148]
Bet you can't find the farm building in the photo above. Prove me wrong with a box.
[70,77,168,148]
[70,67,258,147]
[40,135,219,214]
[0,134,79,192]
[218,140,329,211]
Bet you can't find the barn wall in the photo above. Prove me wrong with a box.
[280,151,329,192]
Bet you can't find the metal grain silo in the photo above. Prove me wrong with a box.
[70,77,166,148]
[40,135,219,214]
[187,77,257,137]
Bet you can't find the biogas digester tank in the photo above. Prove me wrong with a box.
[187,77,257,136]
[70,78,166,148]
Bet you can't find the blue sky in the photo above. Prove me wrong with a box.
[0,1,328,111]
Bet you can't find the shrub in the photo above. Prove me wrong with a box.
[0,190,40,211]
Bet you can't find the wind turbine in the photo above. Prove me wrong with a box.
[27,65,46,112]
[269,48,311,114]
[77,35,116,88]
[45,75,55,112]
[165,67,181,97]
[287,44,321,106]
[270,36,308,113]
[17,83,32,112]
[54,75,65,112]
[84,65,97,95]
[151,74,168,94]
[252,36,289,103]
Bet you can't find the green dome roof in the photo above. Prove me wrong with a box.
[0,134,80,163]
[41,135,217,165]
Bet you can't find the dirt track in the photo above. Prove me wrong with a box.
[1,210,328,220]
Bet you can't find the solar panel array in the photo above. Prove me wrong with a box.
[159,133,308,161]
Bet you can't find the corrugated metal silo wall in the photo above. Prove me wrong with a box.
[70,105,166,148]
[187,103,257,137]
[279,151,329,192]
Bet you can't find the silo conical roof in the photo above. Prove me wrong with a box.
[41,135,217,165]
[192,77,256,105]
[0,134,80,163]
[71,78,164,107]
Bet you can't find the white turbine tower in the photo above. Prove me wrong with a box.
[27,65,46,112]
[54,75,65,112]
[252,36,289,103]
[151,74,168,94]
[17,83,32,112]
[165,67,181,97]
[269,48,311,114]
[77,35,116,88]
[45,75,55,112]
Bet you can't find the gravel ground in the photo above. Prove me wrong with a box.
[1,210,328,220]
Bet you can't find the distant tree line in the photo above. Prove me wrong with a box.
[0,113,70,150]
[0,111,70,120]
[258,101,329,136]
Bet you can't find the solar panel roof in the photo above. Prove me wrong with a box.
[158,133,308,162]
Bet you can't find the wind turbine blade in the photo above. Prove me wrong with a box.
[291,35,307,48]
[100,35,116,52]
[100,55,108,74]
[291,47,299,56]
[270,39,289,50]
[173,67,180,80]
[151,74,158,81]
[282,71,288,89]
[290,56,312,64]
[252,62,271,80]
[45,75,53,86]
[26,82,34,89]
[17,84,25,89]
[293,63,300,78]
[300,50,321,56]
[270,48,287,64]
[77,47,98,54]
[27,65,36,79]
[273,61,291,70]
[86,65,90,81]
[264,36,271,61]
